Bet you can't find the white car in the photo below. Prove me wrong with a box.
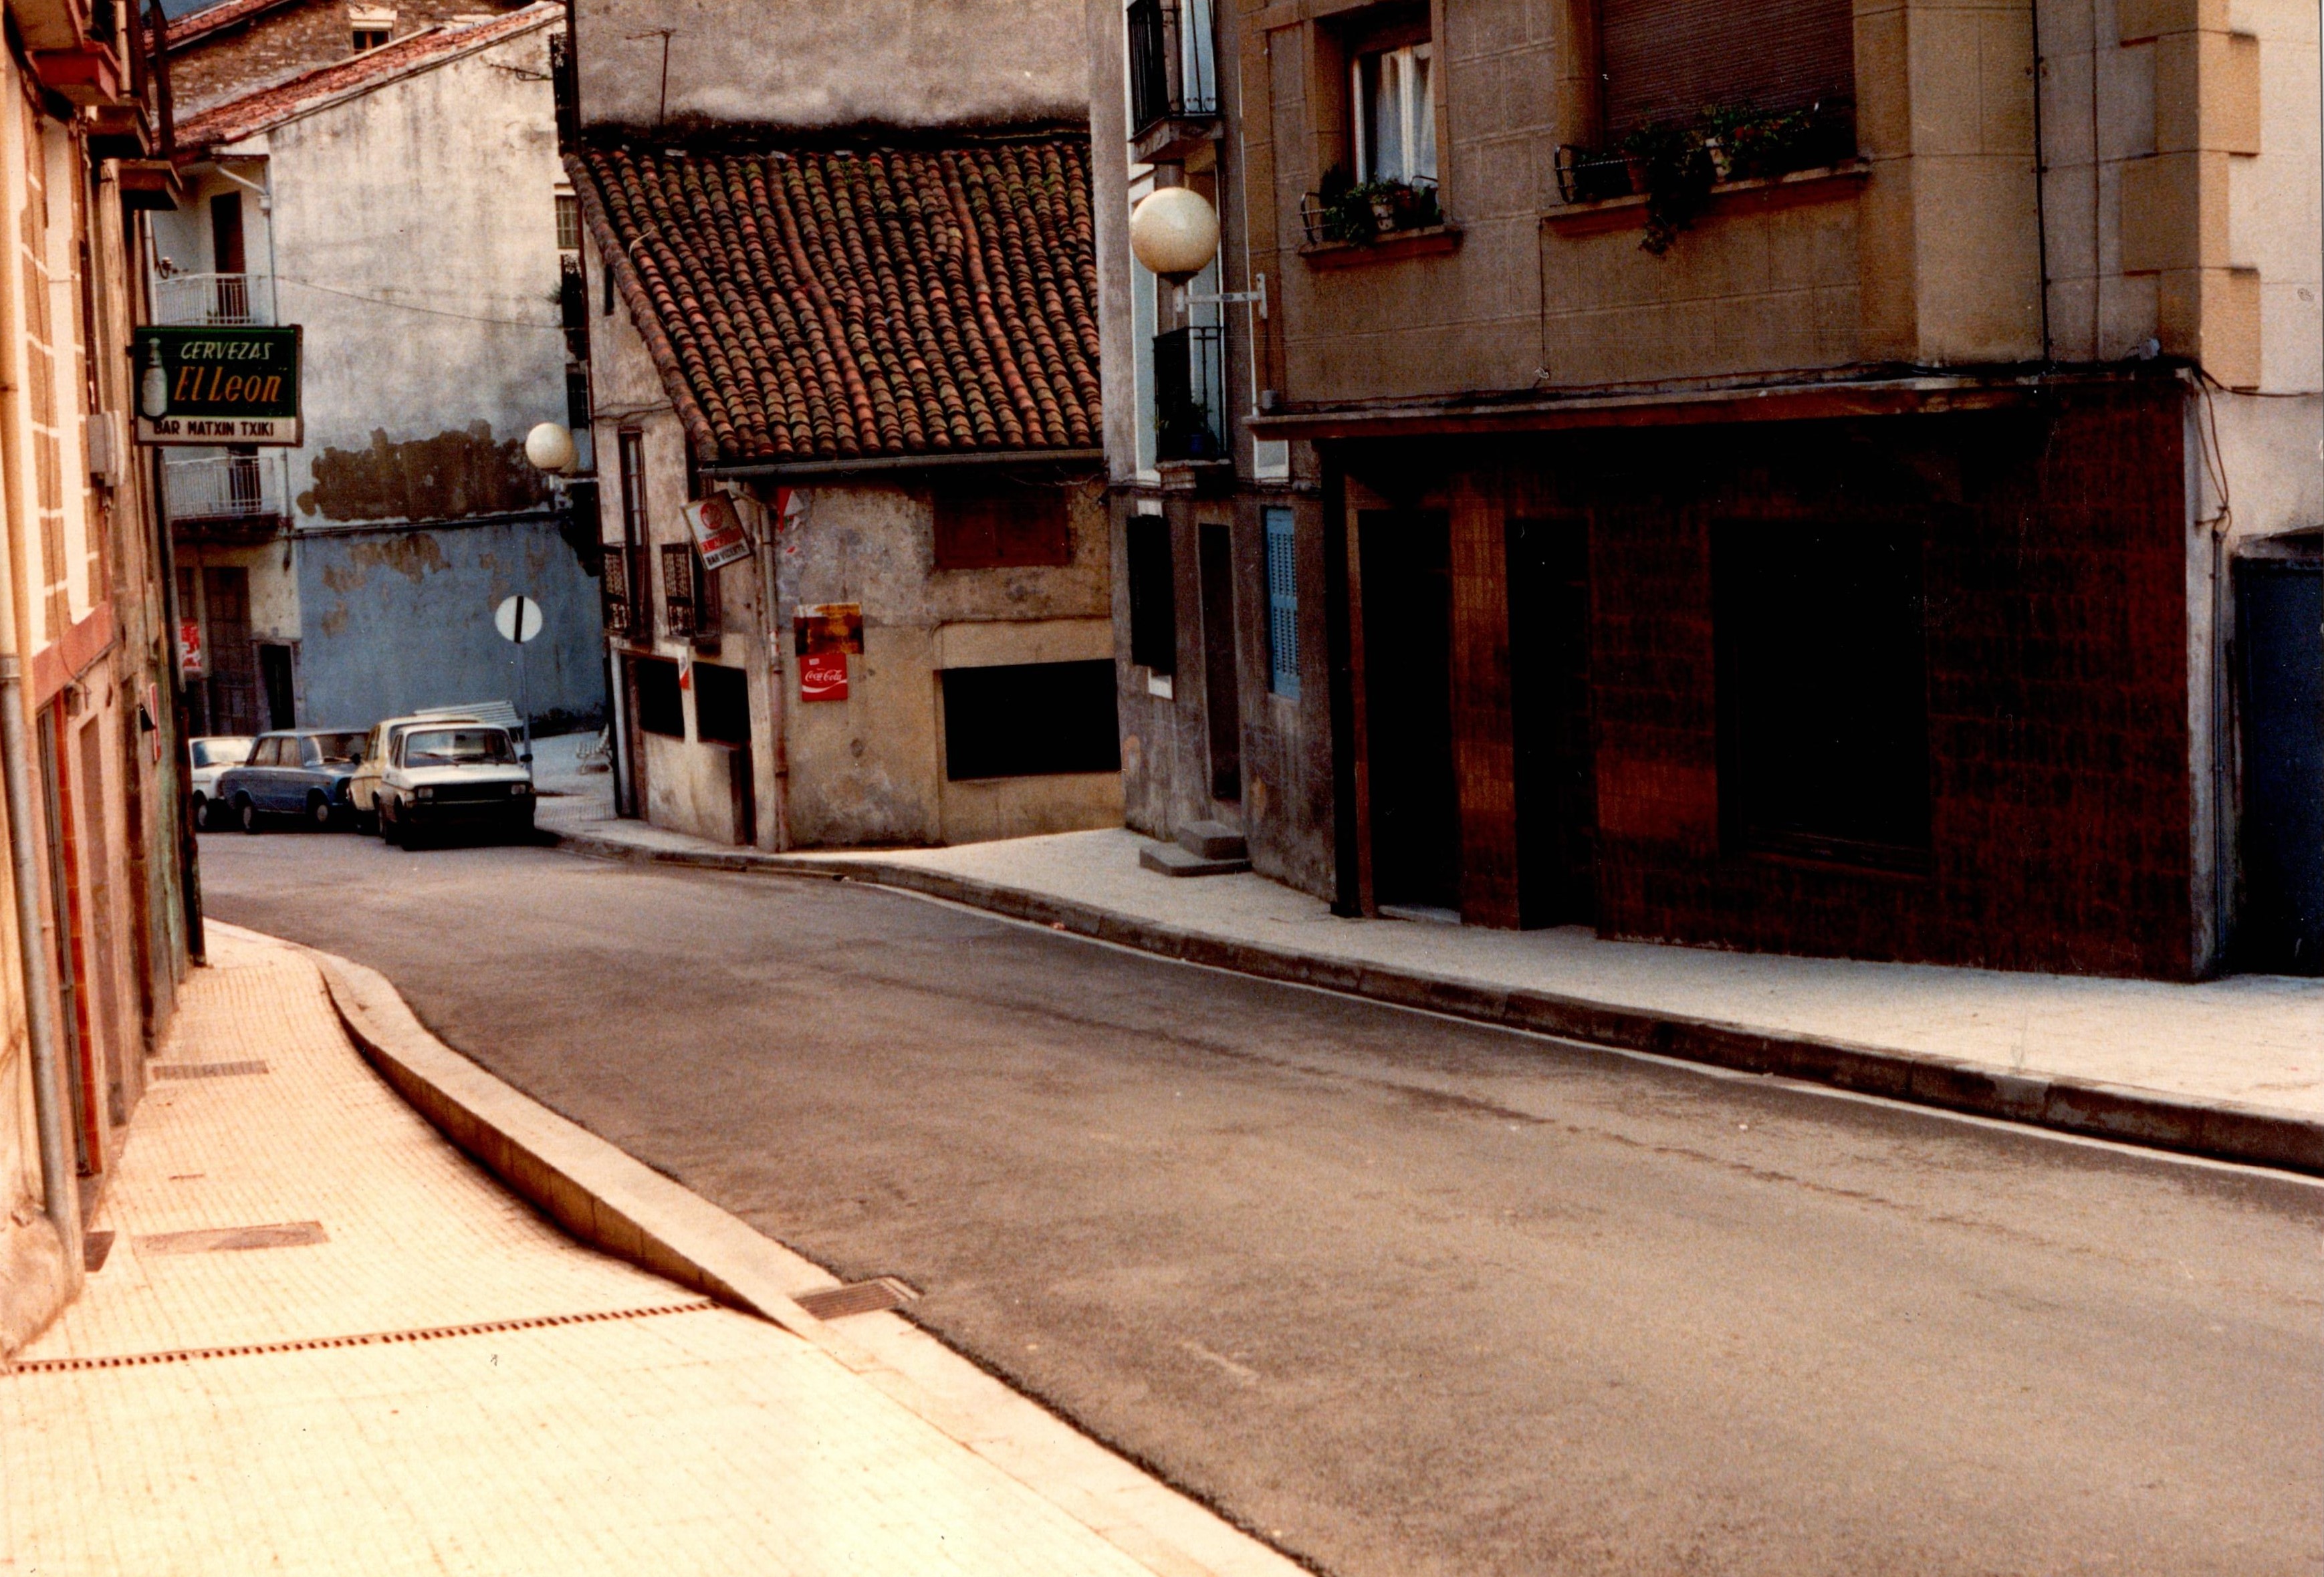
[374,723,536,848]
[187,736,255,831]
[348,713,479,833]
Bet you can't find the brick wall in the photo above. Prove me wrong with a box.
[167,0,528,115]
[1567,381,2194,977]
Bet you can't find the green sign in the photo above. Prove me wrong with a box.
[133,325,302,446]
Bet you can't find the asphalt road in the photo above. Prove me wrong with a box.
[201,826,2324,1577]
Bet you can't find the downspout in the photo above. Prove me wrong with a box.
[752,485,790,849]
[2029,0,2053,364]
[0,149,84,1273]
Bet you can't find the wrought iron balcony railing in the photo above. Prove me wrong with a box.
[1127,0,1217,138]
[150,271,274,326]
[1153,325,1226,463]
[164,451,287,523]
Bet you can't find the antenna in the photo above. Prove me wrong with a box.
[624,27,675,130]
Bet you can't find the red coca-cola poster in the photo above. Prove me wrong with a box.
[799,650,848,702]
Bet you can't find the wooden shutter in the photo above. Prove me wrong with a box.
[1599,0,1855,137]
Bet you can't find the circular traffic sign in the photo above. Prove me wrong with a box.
[495,594,544,644]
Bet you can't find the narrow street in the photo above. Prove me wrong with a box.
[203,830,2323,1577]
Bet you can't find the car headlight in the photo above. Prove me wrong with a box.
[413,785,435,801]
[511,782,532,796]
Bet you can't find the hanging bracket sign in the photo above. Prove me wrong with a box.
[132,325,303,446]
[683,494,754,572]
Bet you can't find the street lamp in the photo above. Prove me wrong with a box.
[524,420,578,475]
[1129,185,1220,284]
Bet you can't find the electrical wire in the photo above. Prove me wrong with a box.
[273,275,561,330]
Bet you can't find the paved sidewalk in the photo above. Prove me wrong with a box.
[536,764,2324,1168]
[0,923,1297,1576]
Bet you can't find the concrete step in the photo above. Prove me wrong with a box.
[1139,841,1252,878]
[1175,820,1248,861]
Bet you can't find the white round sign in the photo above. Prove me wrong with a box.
[495,594,544,644]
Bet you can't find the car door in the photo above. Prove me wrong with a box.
[256,737,294,810]
[293,737,325,807]
[235,736,274,808]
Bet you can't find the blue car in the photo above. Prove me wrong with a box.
[213,729,368,832]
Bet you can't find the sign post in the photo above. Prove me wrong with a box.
[132,326,304,446]
[494,594,544,763]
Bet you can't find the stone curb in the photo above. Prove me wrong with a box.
[296,933,1308,1577]
[551,827,2324,1177]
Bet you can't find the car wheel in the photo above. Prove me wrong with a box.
[356,806,378,836]
[237,796,261,834]
[380,799,403,847]
[308,793,334,830]
[191,792,210,830]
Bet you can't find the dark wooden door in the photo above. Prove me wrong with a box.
[1508,516,1597,927]
[257,644,295,729]
[1359,509,1460,912]
[2236,558,2323,974]
[202,567,257,736]
[1199,523,1242,803]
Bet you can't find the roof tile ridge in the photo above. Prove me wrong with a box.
[860,151,949,451]
[766,158,852,456]
[618,154,744,455]
[1014,141,1099,443]
[1034,141,1103,427]
[937,150,1032,449]
[825,155,915,453]
[901,154,988,449]
[733,157,822,458]
[949,150,1048,447]
[793,156,882,455]
[566,151,719,459]
[671,158,776,453]
[709,158,802,458]
[985,143,1074,445]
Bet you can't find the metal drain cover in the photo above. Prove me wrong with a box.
[795,1276,918,1321]
[152,1061,269,1079]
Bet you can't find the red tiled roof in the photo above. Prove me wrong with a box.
[157,0,305,52]
[570,140,1102,466]
[174,4,556,154]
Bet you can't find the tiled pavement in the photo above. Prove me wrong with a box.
[0,926,1256,1575]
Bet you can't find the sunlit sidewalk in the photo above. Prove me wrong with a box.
[0,926,1227,1575]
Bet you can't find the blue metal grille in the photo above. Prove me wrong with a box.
[1264,507,1299,699]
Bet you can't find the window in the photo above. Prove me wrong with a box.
[565,366,592,435]
[617,429,647,545]
[1127,515,1176,673]
[349,5,394,51]
[941,661,1122,780]
[694,663,750,745]
[661,544,699,638]
[1713,520,1929,868]
[555,193,580,253]
[934,483,1071,570]
[1354,41,1434,184]
[401,728,517,767]
[631,656,684,737]
[1264,507,1299,698]
[1598,0,1855,146]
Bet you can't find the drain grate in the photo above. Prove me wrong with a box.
[152,1061,269,1079]
[6,1301,718,1374]
[137,1221,328,1255]
[794,1276,919,1322]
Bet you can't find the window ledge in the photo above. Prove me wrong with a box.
[1298,223,1462,269]
[1155,457,1235,493]
[1542,160,1871,235]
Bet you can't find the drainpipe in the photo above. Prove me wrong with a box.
[751,485,791,850]
[0,175,83,1271]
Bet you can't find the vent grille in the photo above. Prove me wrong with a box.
[795,1277,919,1322]
[153,1060,269,1079]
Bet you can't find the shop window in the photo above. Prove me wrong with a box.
[1354,40,1434,184]
[1712,520,1929,868]
[942,661,1122,780]
[694,662,750,745]
[934,484,1071,570]
[632,656,683,738]
[1264,507,1299,698]
[1127,515,1176,673]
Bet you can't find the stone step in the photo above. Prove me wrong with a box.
[1175,820,1248,861]
[1139,841,1252,878]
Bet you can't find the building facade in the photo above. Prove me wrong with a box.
[1092,0,2322,979]
[154,3,604,738]
[565,0,1118,850]
[2,0,191,1353]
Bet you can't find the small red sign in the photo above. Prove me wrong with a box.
[177,618,203,677]
[799,651,848,702]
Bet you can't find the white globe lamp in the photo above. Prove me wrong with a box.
[1129,186,1221,284]
[524,420,578,475]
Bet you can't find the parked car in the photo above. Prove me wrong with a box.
[187,736,255,830]
[348,713,480,833]
[375,723,535,847]
[214,729,368,832]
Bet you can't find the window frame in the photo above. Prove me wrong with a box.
[1351,39,1435,185]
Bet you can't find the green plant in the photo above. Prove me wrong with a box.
[1617,121,1717,256]
[1704,103,1820,183]
[1316,174,1441,244]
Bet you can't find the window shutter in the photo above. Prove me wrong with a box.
[1264,507,1299,699]
[1599,0,1855,138]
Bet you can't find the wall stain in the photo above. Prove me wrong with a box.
[298,422,550,522]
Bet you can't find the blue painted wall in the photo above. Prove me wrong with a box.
[294,516,604,732]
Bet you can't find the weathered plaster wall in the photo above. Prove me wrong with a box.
[165,0,535,117]
[572,0,1088,132]
[297,521,604,728]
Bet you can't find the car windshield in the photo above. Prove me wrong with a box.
[402,728,517,768]
[192,738,254,768]
[310,732,365,765]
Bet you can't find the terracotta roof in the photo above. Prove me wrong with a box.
[157,0,305,51]
[570,140,1102,466]
[174,4,556,154]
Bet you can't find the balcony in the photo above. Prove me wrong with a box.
[1126,0,1217,164]
[1153,325,1226,466]
[150,271,275,326]
[164,452,290,540]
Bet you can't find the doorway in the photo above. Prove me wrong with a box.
[2236,554,2322,973]
[203,566,257,735]
[1359,509,1459,913]
[1508,516,1597,927]
[1198,523,1241,804]
[257,643,295,729]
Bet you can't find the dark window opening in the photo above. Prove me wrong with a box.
[565,366,592,435]
[209,192,244,275]
[1127,515,1176,673]
[616,430,647,545]
[559,254,588,358]
[693,662,751,746]
[933,483,1072,570]
[1713,519,1930,869]
[351,27,389,51]
[1598,0,1855,150]
[632,656,683,738]
[661,544,698,638]
[942,660,1122,781]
